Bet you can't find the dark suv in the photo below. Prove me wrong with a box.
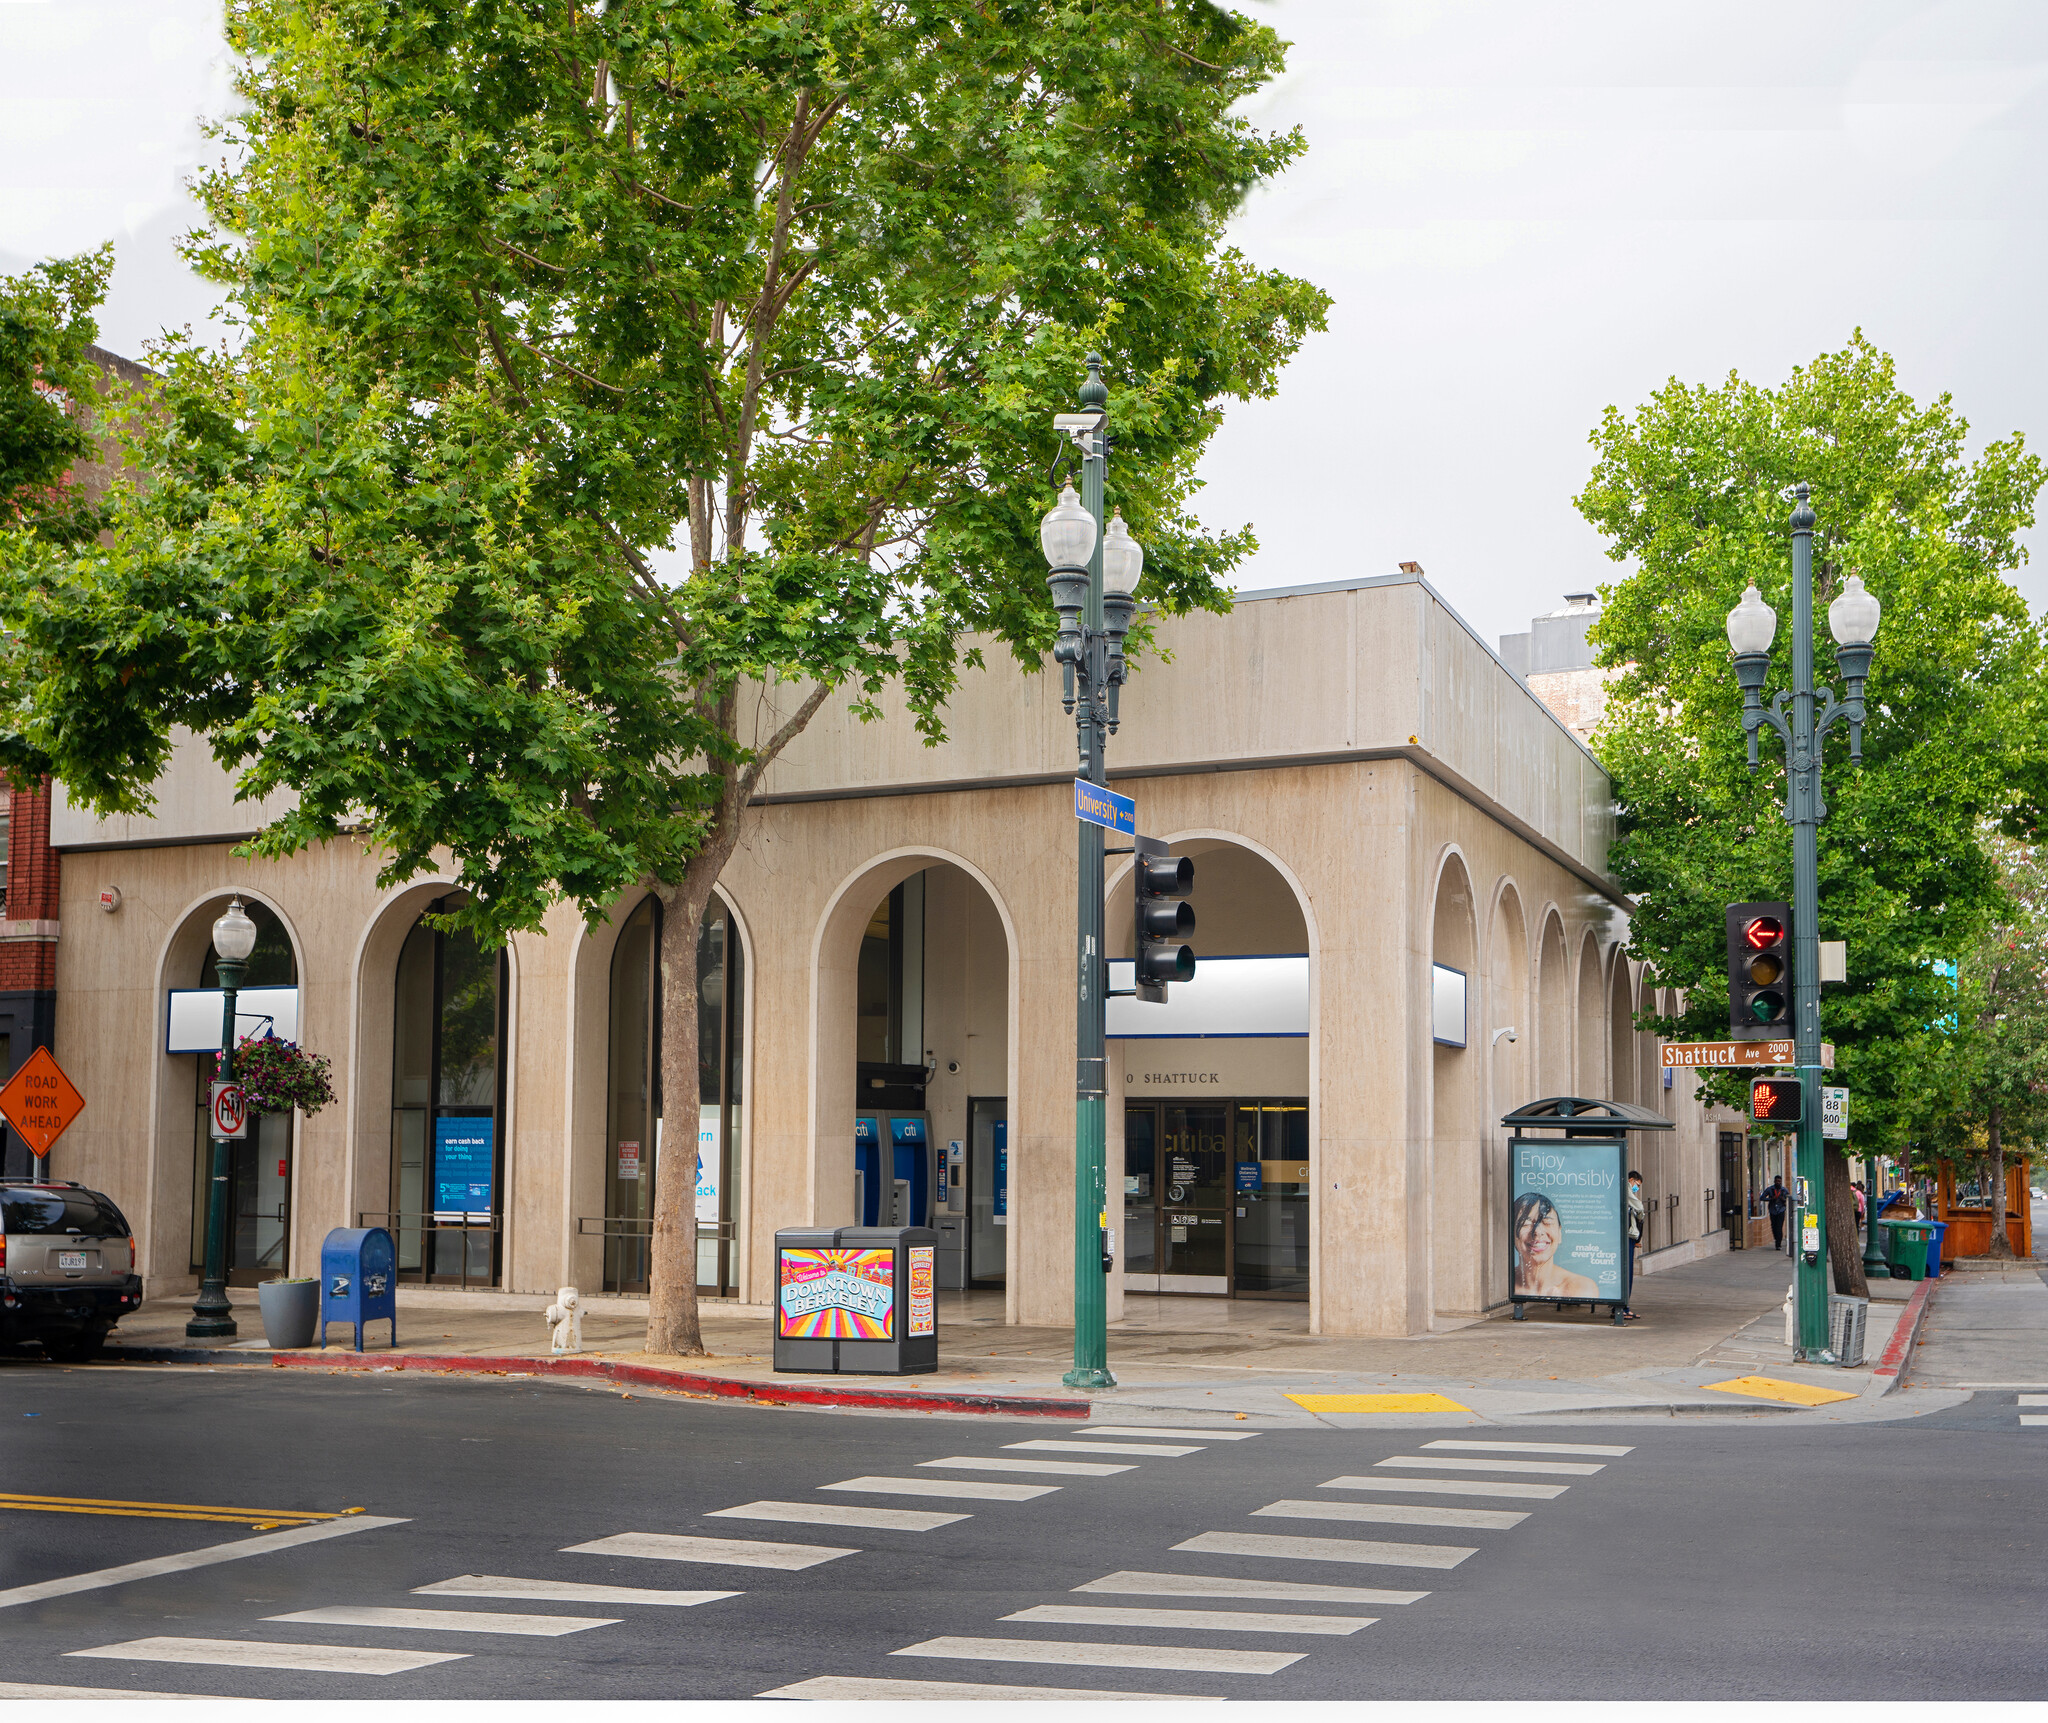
[1,1180,144,1362]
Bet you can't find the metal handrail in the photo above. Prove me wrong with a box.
[358,1210,501,1292]
[577,1215,732,1239]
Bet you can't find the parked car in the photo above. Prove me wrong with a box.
[1,1179,144,1362]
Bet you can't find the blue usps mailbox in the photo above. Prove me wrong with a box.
[319,1227,397,1352]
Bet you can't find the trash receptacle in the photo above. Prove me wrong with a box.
[1925,1220,1948,1278]
[319,1227,397,1351]
[1882,1219,1929,1282]
[773,1226,938,1376]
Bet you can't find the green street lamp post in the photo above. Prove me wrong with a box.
[1041,355,1143,1391]
[186,896,258,1340]
[1726,483,1882,1361]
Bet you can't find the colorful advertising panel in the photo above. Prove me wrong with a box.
[433,1118,495,1216]
[908,1245,935,1337]
[1510,1137,1624,1304]
[779,1246,895,1339]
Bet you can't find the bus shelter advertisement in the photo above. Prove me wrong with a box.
[1510,1138,1625,1303]
[778,1247,896,1340]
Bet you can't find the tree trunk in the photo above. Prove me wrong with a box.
[1985,1103,2015,1259]
[1824,1142,1867,1298]
[645,851,726,1357]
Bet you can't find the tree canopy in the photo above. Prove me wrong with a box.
[0,245,114,552]
[1577,333,2048,1154]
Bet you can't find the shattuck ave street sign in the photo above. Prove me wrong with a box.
[1661,1040,1835,1070]
[0,1046,86,1158]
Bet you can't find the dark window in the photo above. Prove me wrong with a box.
[4,1188,130,1236]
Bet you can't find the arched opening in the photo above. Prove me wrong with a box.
[186,899,299,1286]
[1109,838,1313,1302]
[1608,958,1636,1109]
[386,903,507,1286]
[597,893,746,1297]
[1429,852,1480,1320]
[1484,883,1530,1307]
[1537,912,1570,1094]
[815,856,1014,1297]
[1575,930,1606,1097]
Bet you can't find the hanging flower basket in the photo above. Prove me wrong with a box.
[236,1034,335,1117]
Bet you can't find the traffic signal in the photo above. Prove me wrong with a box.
[1134,847,1196,1004]
[1726,901,1792,1039]
[1750,1076,1802,1124]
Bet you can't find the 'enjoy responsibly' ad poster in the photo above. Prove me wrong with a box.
[1511,1139,1624,1302]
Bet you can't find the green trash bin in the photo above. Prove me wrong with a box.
[1882,1219,1931,1282]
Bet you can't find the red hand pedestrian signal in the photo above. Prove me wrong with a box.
[1750,1076,1802,1124]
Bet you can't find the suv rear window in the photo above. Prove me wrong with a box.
[2,1188,131,1236]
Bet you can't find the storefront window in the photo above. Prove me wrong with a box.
[389,910,505,1284]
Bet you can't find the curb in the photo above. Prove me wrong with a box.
[96,1344,1090,1419]
[1869,1275,1936,1393]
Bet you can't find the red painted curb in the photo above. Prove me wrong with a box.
[265,1349,1089,1418]
[1871,1276,1935,1379]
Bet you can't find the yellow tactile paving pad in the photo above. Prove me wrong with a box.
[1287,1392,1473,1414]
[1702,1374,1858,1407]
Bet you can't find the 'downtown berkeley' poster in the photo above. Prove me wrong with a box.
[1510,1140,1624,1302]
[778,1247,895,1340]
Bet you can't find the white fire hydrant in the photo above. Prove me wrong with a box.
[546,1286,584,1355]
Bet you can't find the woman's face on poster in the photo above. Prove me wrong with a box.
[1516,1205,1561,1264]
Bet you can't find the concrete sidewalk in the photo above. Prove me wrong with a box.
[72,1243,1952,1425]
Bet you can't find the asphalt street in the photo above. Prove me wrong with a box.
[1,1365,2043,1701]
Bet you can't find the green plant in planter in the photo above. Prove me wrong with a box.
[236,1036,334,1116]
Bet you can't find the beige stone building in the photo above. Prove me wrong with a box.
[45,566,1740,1337]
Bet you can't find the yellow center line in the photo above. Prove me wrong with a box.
[0,1502,305,1527]
[0,1492,353,1522]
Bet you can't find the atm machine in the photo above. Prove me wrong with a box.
[854,1110,935,1229]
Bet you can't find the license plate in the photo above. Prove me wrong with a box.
[57,1251,87,1270]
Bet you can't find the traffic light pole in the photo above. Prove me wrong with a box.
[1067,360,1114,1391]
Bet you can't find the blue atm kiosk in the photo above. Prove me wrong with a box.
[854,1110,933,1227]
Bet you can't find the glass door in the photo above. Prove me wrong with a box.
[1232,1101,1309,1299]
[968,1099,1008,1285]
[1160,1104,1230,1292]
[1123,1105,1159,1290]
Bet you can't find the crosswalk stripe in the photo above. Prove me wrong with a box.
[1322,1475,1566,1500]
[893,1635,1305,1675]
[821,1476,1058,1502]
[66,1637,465,1675]
[921,1456,1135,1478]
[1006,1440,1199,1458]
[1075,1426,1263,1441]
[706,1499,966,1533]
[0,1681,252,1700]
[1254,1498,1527,1531]
[564,1532,855,1570]
[757,1675,1224,1701]
[1378,1456,1603,1477]
[2019,1416,2048,1426]
[1005,1603,1375,1636]
[266,1605,617,1636]
[1174,1531,1475,1570]
[1421,1439,1631,1457]
[1077,1570,1427,1605]
[414,1575,739,1606]
[2017,1396,2048,1406]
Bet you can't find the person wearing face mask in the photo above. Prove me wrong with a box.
[1619,1170,1646,1321]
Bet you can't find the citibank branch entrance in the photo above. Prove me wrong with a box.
[1116,1033,1310,1301]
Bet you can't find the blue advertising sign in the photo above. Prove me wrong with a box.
[1235,1161,1262,1192]
[1510,1137,1624,1304]
[1074,779,1136,836]
[433,1117,496,1216]
[993,1119,1009,1223]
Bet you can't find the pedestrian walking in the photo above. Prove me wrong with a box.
[1620,1169,1646,1320]
[1765,1176,1789,1250]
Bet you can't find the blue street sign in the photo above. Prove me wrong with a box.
[1074,779,1136,836]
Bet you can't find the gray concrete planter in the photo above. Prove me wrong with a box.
[258,1277,319,1350]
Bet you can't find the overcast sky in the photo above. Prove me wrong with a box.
[5,0,2045,652]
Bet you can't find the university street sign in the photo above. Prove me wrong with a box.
[1661,1040,1835,1070]
[1074,779,1137,836]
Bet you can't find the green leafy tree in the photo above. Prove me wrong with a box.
[0,245,114,551]
[1894,833,2048,1257]
[0,1,1327,1352]
[1576,334,2047,1292]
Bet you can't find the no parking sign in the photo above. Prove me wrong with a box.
[210,1080,249,1140]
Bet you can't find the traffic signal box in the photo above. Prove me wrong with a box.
[1750,1076,1803,1125]
[1133,840,1196,1005]
[1726,901,1793,1039]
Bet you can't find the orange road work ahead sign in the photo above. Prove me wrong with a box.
[0,1047,85,1157]
[1661,1040,1835,1070]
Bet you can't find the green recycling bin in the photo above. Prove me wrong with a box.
[1882,1218,1931,1282]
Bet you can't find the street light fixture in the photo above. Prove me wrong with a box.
[1039,355,1143,1391]
[1724,484,1884,1353]
[187,896,258,1339]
